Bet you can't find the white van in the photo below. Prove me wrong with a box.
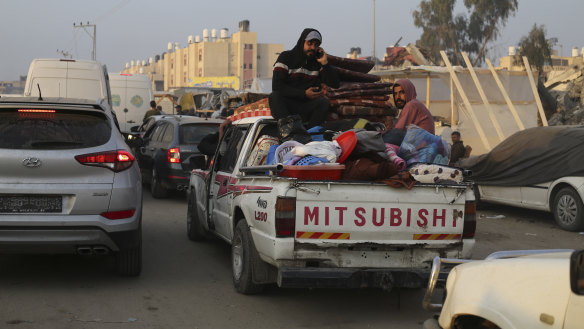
[109,73,154,133]
[24,58,112,107]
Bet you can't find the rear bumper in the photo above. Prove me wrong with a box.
[277,267,427,290]
[0,226,141,254]
[162,167,190,190]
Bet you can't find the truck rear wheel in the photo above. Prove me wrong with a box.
[553,187,584,231]
[187,190,206,241]
[232,220,264,294]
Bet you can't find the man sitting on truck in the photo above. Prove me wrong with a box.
[391,79,435,134]
[382,79,435,145]
[269,28,340,130]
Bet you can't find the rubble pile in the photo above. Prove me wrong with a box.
[545,66,584,125]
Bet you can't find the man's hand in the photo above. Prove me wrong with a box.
[316,47,328,66]
[305,86,325,99]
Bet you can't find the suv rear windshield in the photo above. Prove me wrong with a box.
[180,124,219,145]
[0,108,111,150]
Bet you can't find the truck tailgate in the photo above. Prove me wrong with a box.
[294,183,466,245]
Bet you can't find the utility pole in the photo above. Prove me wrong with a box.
[73,22,96,60]
[372,0,376,69]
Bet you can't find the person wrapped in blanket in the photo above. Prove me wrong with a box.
[269,28,340,143]
[383,79,434,145]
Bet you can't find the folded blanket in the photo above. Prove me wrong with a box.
[329,98,392,108]
[385,143,406,171]
[337,106,394,117]
[334,82,393,91]
[327,87,392,99]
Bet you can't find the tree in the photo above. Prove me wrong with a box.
[413,0,518,66]
[515,24,554,76]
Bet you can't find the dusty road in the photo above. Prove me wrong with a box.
[0,191,582,329]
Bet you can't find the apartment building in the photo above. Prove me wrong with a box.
[123,20,283,91]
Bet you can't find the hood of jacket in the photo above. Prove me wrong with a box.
[394,79,417,103]
[288,28,322,68]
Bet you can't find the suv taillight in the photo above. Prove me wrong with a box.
[167,147,180,163]
[101,209,136,220]
[275,196,296,237]
[463,201,476,238]
[75,150,134,172]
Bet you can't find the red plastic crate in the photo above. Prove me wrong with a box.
[279,164,345,180]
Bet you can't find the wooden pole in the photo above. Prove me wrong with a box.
[485,58,525,130]
[450,75,455,128]
[440,51,491,150]
[461,52,505,142]
[426,74,431,109]
[522,56,548,126]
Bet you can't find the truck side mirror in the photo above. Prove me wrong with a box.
[571,249,584,295]
[187,154,207,171]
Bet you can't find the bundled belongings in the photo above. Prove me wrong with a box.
[227,98,271,121]
[460,126,584,186]
[397,125,450,167]
[409,164,463,184]
[327,82,396,123]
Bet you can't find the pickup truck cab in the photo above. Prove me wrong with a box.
[187,116,476,294]
[423,249,584,329]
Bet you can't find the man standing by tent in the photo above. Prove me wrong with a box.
[269,28,340,131]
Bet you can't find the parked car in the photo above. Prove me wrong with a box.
[0,97,142,276]
[133,115,223,198]
[462,126,584,231]
[109,73,154,134]
[423,249,584,329]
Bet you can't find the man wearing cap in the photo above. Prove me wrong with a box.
[269,28,340,130]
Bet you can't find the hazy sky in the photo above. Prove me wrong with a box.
[1,0,581,80]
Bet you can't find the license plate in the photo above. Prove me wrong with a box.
[0,195,62,213]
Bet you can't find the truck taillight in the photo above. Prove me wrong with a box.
[275,196,295,237]
[463,201,476,238]
[75,150,134,172]
[167,148,180,163]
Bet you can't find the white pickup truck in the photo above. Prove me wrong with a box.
[186,116,476,294]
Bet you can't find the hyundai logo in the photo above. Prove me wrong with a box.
[22,157,42,168]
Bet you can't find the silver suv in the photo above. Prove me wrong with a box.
[0,97,142,276]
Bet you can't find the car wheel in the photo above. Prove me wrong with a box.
[232,220,264,294]
[553,187,584,231]
[115,230,142,276]
[187,190,206,241]
[150,168,168,198]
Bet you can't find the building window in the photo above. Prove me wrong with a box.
[184,55,187,65]
[170,59,173,69]
[249,63,253,69]
[184,72,187,83]
[198,68,202,77]
[243,64,247,69]
[249,44,253,50]
[170,75,174,85]
[199,49,202,61]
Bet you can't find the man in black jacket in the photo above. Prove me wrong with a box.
[269,28,340,130]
